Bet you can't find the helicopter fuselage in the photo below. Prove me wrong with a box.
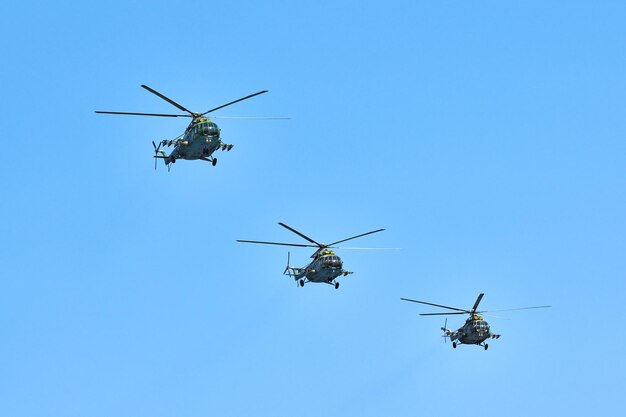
[303,253,347,283]
[285,250,352,287]
[447,317,497,346]
[160,118,226,165]
[457,320,491,344]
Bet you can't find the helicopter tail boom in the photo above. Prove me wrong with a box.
[154,152,171,165]
[441,319,458,342]
[152,141,173,170]
[284,252,306,280]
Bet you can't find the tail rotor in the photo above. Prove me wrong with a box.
[152,140,161,170]
[284,252,298,286]
[284,251,291,275]
[441,318,449,343]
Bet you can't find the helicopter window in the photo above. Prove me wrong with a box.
[207,123,219,135]
[198,122,214,136]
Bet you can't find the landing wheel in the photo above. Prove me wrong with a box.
[484,344,489,351]
[334,282,340,289]
[452,342,457,349]
[212,158,217,166]
[171,157,176,163]
[299,279,304,287]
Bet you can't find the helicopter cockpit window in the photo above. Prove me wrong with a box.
[202,122,219,136]
[475,321,488,331]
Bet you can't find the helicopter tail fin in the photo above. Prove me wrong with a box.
[152,141,171,169]
[284,252,306,283]
[283,252,291,275]
[441,318,455,342]
[153,151,173,171]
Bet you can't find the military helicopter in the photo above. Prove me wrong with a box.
[237,222,390,289]
[96,85,286,170]
[400,293,551,350]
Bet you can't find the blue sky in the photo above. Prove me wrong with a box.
[1,1,625,416]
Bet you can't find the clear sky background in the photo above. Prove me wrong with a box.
[1,1,625,416]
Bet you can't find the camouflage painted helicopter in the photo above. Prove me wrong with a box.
[237,222,389,289]
[96,85,285,170]
[401,293,551,350]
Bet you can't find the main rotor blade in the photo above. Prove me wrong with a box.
[277,222,322,247]
[329,229,385,246]
[141,85,195,116]
[202,90,268,115]
[236,239,318,248]
[480,305,552,313]
[95,111,191,118]
[400,298,470,313]
[480,313,510,320]
[211,116,290,120]
[420,312,467,316]
[470,293,485,313]
[333,247,400,250]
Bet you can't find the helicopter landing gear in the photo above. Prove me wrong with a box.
[299,279,304,287]
[212,157,217,166]
[452,342,457,349]
[334,282,340,289]
[484,344,489,351]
